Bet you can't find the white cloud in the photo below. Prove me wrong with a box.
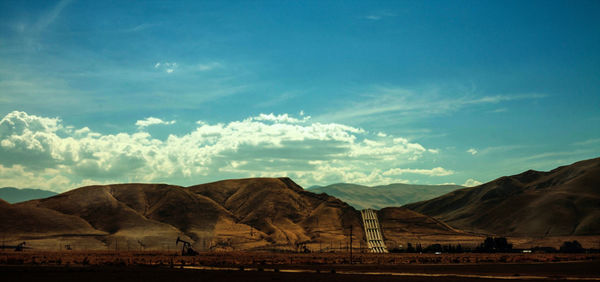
[194,62,221,72]
[0,164,71,190]
[467,148,478,155]
[135,117,176,129]
[0,139,15,148]
[251,113,310,124]
[347,137,425,161]
[490,108,508,113]
[153,61,221,74]
[573,138,600,146]
[123,23,157,33]
[365,15,382,20]
[0,111,61,134]
[316,86,546,123]
[363,11,395,21]
[382,167,454,176]
[74,127,91,136]
[255,92,297,108]
[33,0,72,32]
[463,178,483,187]
[0,111,445,191]
[464,94,546,104]
[154,62,177,73]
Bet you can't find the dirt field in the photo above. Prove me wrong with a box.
[1,251,600,281]
[2,250,599,266]
[1,262,600,282]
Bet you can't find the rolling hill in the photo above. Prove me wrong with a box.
[0,197,102,236]
[0,177,472,251]
[405,157,600,237]
[0,178,365,251]
[376,206,483,248]
[308,183,463,210]
[0,187,58,203]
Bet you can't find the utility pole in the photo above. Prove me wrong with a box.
[349,225,353,264]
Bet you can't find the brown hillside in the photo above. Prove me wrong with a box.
[378,207,462,235]
[25,184,186,236]
[405,157,600,236]
[0,199,101,237]
[0,177,490,251]
[13,183,259,250]
[1,178,369,251]
[188,177,364,246]
[377,207,483,248]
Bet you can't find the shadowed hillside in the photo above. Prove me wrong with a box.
[0,198,102,236]
[309,183,463,210]
[405,157,600,236]
[377,207,484,248]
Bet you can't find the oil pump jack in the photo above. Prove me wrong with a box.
[176,237,198,256]
[15,242,26,251]
[0,241,29,251]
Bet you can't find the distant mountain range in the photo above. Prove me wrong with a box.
[308,183,463,210]
[0,187,58,203]
[405,157,600,237]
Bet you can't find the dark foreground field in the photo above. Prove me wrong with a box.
[1,252,600,281]
[2,262,600,282]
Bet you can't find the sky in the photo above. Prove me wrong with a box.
[0,0,599,192]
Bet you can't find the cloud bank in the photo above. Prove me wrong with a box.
[0,111,450,192]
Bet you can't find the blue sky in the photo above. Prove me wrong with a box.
[0,0,599,192]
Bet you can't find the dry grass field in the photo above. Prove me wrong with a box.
[1,250,600,282]
[1,250,598,267]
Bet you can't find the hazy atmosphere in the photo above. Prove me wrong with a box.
[1,0,599,192]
